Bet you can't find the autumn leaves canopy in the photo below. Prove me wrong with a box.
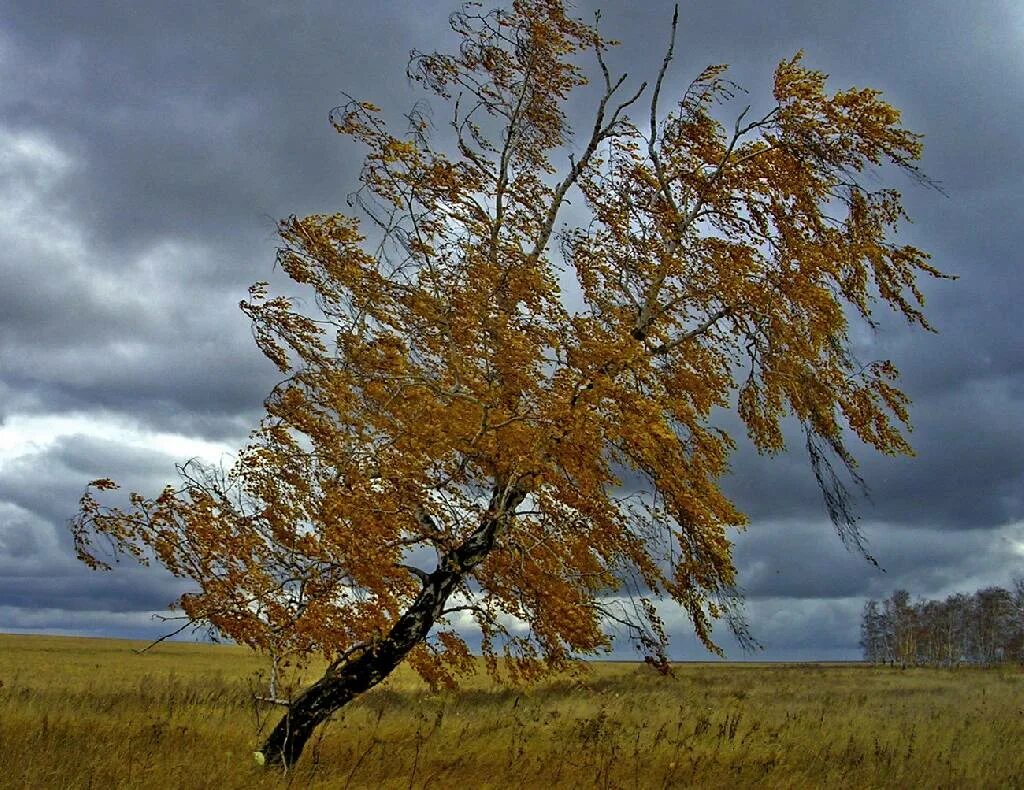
[74,0,946,686]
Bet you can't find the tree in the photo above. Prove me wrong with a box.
[859,599,886,664]
[974,586,1016,665]
[887,589,918,666]
[941,592,972,666]
[71,0,949,767]
[1009,577,1024,663]
[860,586,1024,667]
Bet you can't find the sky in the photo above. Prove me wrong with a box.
[1,0,1021,661]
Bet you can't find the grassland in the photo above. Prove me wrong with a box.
[0,633,1021,789]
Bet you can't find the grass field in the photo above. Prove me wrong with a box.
[0,633,1021,788]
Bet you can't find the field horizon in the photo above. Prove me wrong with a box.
[2,632,1021,788]
[0,630,869,665]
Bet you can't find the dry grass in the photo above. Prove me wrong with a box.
[1,633,1021,789]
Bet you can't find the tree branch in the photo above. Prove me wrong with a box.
[131,617,196,654]
[398,563,432,584]
[648,305,733,355]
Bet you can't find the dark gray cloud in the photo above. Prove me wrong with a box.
[0,1,444,259]
[1,0,1021,660]
[721,375,1024,531]
[0,434,210,552]
[732,518,1023,599]
[0,439,200,639]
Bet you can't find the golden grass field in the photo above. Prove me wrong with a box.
[0,633,1021,789]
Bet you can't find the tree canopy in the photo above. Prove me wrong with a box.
[72,0,949,766]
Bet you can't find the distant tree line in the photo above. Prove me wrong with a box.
[861,582,1024,667]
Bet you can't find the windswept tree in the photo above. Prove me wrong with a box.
[72,0,948,767]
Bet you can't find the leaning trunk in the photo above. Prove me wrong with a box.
[257,486,523,767]
[256,565,462,766]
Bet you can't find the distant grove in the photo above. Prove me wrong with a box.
[861,582,1024,667]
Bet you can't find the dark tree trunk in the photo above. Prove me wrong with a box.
[257,486,523,768]
[257,565,462,766]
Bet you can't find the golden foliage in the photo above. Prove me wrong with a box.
[72,0,949,686]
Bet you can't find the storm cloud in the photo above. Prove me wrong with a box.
[1,0,1021,658]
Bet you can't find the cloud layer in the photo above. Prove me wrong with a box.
[2,0,1021,659]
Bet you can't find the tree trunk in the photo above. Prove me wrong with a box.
[256,485,523,767]
[256,564,461,766]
